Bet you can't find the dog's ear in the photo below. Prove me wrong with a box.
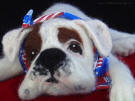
[73,20,112,56]
[2,28,31,62]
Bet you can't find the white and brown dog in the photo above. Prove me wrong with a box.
[0,3,135,101]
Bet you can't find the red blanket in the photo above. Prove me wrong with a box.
[1,54,135,101]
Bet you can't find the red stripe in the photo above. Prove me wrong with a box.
[22,24,29,28]
[25,63,29,70]
[23,55,26,58]
[93,46,96,53]
[54,12,64,18]
[45,13,55,20]
[96,85,109,90]
[23,60,27,62]
[24,60,29,70]
[99,56,102,58]
[97,64,101,67]
[98,60,102,62]
[35,15,46,23]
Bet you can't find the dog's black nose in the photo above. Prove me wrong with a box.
[36,48,66,71]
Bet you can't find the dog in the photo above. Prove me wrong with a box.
[0,3,135,101]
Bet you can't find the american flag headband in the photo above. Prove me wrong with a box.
[18,9,109,78]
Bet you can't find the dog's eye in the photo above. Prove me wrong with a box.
[30,49,38,60]
[68,41,82,55]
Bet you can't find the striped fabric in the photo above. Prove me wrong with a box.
[34,12,64,23]
[22,10,81,28]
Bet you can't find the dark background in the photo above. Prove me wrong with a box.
[0,0,135,52]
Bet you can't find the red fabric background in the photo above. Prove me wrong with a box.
[0,54,135,101]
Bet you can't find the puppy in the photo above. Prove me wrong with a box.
[0,3,135,101]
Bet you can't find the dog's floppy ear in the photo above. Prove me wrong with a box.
[73,19,112,56]
[2,28,31,62]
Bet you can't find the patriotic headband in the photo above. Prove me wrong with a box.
[22,9,82,28]
[18,9,111,90]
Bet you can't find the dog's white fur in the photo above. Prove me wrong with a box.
[0,3,135,101]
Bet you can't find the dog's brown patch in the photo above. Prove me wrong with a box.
[24,23,42,65]
[58,28,82,44]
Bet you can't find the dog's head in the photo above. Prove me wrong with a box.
[2,18,112,99]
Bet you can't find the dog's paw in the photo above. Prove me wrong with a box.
[110,84,135,101]
[112,36,135,56]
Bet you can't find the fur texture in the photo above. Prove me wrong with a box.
[0,3,135,101]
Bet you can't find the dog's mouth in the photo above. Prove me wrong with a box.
[32,65,59,83]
